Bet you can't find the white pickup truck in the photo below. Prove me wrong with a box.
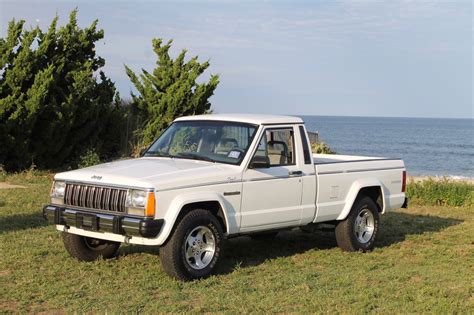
[44,114,407,280]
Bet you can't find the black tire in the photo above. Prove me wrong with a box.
[249,231,278,240]
[62,232,120,261]
[160,209,223,281]
[335,196,380,252]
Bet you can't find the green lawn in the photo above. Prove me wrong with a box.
[0,172,473,313]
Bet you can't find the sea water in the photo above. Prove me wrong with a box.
[301,116,473,178]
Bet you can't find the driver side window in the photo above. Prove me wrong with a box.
[256,128,295,166]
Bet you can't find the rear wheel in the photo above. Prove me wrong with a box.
[62,233,120,261]
[335,196,380,252]
[160,209,223,281]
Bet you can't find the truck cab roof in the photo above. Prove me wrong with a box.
[174,113,304,125]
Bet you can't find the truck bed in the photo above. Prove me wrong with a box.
[313,153,404,174]
[313,153,395,165]
[312,153,406,223]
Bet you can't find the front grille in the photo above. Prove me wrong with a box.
[64,183,127,213]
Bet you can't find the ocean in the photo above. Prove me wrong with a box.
[300,116,474,179]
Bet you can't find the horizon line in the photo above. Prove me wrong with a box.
[212,111,473,120]
[295,114,474,120]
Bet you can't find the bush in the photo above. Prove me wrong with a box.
[77,149,102,168]
[0,10,118,171]
[1,12,223,169]
[0,165,6,182]
[125,38,219,150]
[311,142,335,154]
[407,178,473,207]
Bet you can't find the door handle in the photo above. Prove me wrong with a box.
[288,170,303,176]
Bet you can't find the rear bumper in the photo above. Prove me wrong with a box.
[43,205,163,238]
[402,197,408,209]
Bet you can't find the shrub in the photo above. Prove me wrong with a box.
[0,165,6,182]
[77,149,102,168]
[407,178,473,207]
[311,142,336,154]
[125,38,219,149]
[0,10,118,171]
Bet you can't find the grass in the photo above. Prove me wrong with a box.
[1,173,473,313]
[407,178,473,207]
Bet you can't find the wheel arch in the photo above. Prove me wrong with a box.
[178,201,227,234]
[337,179,385,221]
[157,192,232,245]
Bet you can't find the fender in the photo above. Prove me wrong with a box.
[155,191,236,245]
[336,178,385,220]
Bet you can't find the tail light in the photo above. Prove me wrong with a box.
[401,171,407,192]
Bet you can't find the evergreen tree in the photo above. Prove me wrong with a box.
[125,39,219,149]
[0,10,118,171]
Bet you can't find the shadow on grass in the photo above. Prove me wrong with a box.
[215,211,462,275]
[119,244,160,256]
[117,211,462,276]
[215,230,336,275]
[377,211,463,247]
[0,212,49,233]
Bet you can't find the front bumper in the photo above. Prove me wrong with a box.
[43,205,163,238]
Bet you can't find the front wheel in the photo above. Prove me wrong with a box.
[160,209,223,281]
[335,196,380,252]
[62,233,120,261]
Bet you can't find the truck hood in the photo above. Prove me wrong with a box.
[54,157,240,190]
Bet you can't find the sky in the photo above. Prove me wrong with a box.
[1,0,472,118]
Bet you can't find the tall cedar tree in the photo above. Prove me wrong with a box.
[125,39,219,149]
[0,10,118,171]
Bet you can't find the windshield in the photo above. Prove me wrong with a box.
[144,120,258,165]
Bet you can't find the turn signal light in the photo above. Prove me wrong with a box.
[145,192,156,217]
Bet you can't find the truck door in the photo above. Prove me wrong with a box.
[240,126,303,231]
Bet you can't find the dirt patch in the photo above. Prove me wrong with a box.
[0,182,26,189]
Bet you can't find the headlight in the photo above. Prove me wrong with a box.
[126,190,155,217]
[51,181,66,198]
[126,190,147,208]
[50,181,66,205]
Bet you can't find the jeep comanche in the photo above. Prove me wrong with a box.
[44,114,408,280]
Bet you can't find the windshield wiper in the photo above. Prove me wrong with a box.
[145,151,215,163]
[175,152,215,163]
[144,151,172,158]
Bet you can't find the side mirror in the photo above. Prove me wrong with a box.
[249,155,270,169]
[140,148,147,157]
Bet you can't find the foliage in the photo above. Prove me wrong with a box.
[407,178,473,207]
[311,142,336,154]
[168,127,200,155]
[77,149,102,168]
[125,39,219,152]
[0,10,118,171]
[0,165,6,182]
[0,172,472,312]
[112,98,141,156]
